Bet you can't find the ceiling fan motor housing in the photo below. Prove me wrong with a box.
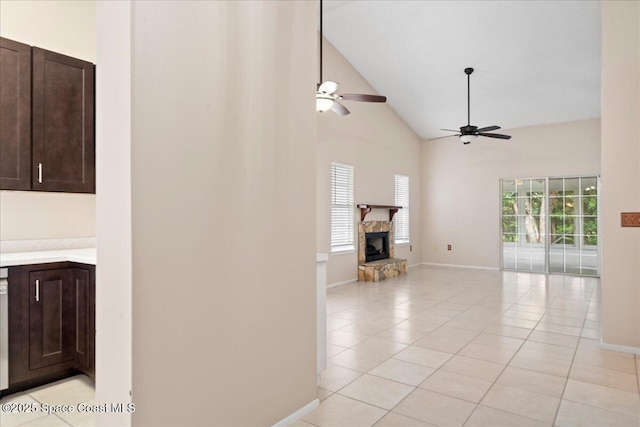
[460,125,477,135]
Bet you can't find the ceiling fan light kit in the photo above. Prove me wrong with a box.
[439,67,512,144]
[460,134,477,144]
[315,0,387,116]
[316,95,334,112]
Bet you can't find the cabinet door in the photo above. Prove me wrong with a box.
[32,47,95,193]
[0,37,31,190]
[29,269,75,370]
[72,268,95,377]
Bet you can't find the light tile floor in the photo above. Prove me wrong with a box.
[0,375,95,427]
[301,265,640,427]
[2,266,639,427]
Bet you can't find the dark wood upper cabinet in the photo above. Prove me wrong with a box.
[0,38,95,193]
[32,47,95,193]
[0,38,32,190]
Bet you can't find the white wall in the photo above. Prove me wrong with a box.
[0,0,96,63]
[600,1,640,350]
[95,2,132,426]
[317,38,423,286]
[0,192,95,240]
[422,119,601,269]
[0,0,96,241]
[99,2,318,426]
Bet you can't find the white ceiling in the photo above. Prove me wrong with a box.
[322,1,601,140]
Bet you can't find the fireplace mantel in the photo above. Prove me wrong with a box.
[357,204,402,221]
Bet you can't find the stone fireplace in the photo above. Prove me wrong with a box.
[358,221,407,282]
[358,221,394,263]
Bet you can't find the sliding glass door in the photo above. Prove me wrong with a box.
[548,177,599,275]
[501,178,546,273]
[501,176,599,276]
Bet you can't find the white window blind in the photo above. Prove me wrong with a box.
[331,162,354,252]
[395,174,410,243]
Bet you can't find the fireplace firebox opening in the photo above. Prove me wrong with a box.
[365,231,390,262]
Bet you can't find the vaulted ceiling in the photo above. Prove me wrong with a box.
[322,1,601,140]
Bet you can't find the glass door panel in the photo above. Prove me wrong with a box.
[501,180,518,270]
[501,176,599,276]
[581,177,599,275]
[501,178,546,272]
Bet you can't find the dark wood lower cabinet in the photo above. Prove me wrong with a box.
[29,268,75,370]
[7,262,95,393]
[72,268,95,377]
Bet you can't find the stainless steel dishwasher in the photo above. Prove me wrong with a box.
[0,268,8,392]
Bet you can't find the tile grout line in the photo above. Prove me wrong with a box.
[553,280,640,419]
[325,272,474,426]
[551,276,596,426]
[322,267,627,427]
[404,273,533,426]
[460,278,542,426]
[461,274,589,425]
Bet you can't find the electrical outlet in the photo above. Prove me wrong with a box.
[447,244,452,251]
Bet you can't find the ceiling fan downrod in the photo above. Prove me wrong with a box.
[319,0,323,85]
[465,67,473,126]
[315,0,387,115]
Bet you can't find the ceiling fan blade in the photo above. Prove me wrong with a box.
[331,101,350,116]
[440,128,461,133]
[318,81,338,95]
[429,134,459,141]
[339,94,387,103]
[476,125,501,133]
[478,132,511,140]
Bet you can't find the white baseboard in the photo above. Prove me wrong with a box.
[271,398,319,427]
[421,262,499,271]
[327,278,357,288]
[327,263,499,287]
[599,340,640,355]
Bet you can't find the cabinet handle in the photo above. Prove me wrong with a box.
[37,163,43,184]
[35,279,40,302]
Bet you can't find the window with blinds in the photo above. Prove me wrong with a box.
[395,174,410,244]
[331,162,355,252]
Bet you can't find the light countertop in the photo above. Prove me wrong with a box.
[0,248,96,267]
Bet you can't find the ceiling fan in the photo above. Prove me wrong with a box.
[439,67,511,144]
[316,0,387,115]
